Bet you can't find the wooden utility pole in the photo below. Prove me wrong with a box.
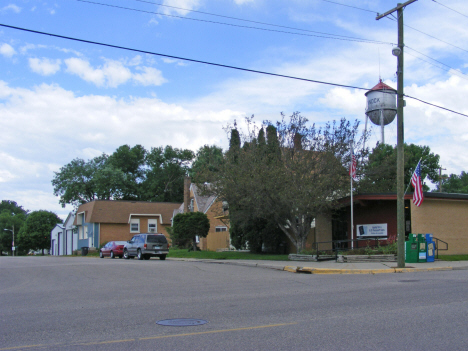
[439,167,447,192]
[376,1,417,268]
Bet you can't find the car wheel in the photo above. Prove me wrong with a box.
[110,251,115,259]
[99,251,104,258]
[159,255,166,260]
[137,249,143,260]
[119,255,123,259]
[144,255,150,260]
[123,249,130,259]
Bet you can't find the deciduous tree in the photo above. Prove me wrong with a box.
[0,201,28,255]
[17,210,62,255]
[171,212,210,251]
[201,112,365,253]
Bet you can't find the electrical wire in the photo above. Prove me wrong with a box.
[133,0,374,35]
[1,22,467,118]
[319,0,377,14]
[431,0,468,19]
[76,0,393,45]
[405,46,468,81]
[386,16,468,54]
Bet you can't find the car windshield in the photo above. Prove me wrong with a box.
[147,235,167,244]
[114,241,127,245]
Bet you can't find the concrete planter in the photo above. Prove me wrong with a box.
[288,254,317,261]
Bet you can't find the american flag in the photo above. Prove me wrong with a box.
[411,160,424,207]
[349,147,357,179]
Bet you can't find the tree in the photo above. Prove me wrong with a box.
[171,212,210,251]
[52,154,110,207]
[190,145,224,183]
[436,171,468,193]
[142,146,194,203]
[201,112,365,252]
[0,201,28,255]
[107,144,147,200]
[358,143,440,193]
[17,210,62,255]
[53,144,195,206]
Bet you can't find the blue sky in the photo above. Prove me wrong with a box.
[1,0,468,219]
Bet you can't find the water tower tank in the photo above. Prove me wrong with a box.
[365,79,397,125]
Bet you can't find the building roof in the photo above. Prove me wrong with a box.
[191,183,217,214]
[365,79,397,95]
[339,192,468,205]
[73,200,182,225]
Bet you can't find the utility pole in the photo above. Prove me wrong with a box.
[438,167,447,192]
[376,0,417,268]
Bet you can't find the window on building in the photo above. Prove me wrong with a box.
[148,219,157,233]
[215,226,227,232]
[130,219,140,233]
[83,226,88,239]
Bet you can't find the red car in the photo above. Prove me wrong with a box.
[100,241,126,259]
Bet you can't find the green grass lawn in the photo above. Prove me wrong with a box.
[437,255,468,261]
[167,249,289,261]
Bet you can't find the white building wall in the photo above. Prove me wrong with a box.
[50,225,64,256]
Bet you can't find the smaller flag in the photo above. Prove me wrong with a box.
[349,147,357,179]
[411,160,424,207]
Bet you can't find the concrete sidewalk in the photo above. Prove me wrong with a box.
[167,257,468,274]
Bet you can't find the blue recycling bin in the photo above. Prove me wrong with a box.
[425,234,435,262]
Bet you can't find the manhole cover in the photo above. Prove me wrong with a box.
[398,280,420,283]
[157,319,208,327]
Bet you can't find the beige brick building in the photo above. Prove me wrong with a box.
[73,200,182,249]
[173,178,230,251]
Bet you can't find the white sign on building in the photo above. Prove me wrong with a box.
[356,223,387,238]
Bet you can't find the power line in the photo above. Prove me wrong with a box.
[386,16,468,54]
[0,22,467,118]
[431,0,468,19]
[133,0,375,34]
[405,46,468,81]
[77,0,393,45]
[405,94,468,117]
[319,0,377,14]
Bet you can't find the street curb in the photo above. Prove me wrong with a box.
[288,266,454,274]
[166,258,461,274]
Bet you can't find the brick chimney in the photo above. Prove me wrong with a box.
[293,133,302,150]
[183,176,191,213]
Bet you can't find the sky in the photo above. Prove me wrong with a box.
[1,0,468,220]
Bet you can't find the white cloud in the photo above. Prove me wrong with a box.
[133,67,167,86]
[29,58,61,76]
[20,43,47,54]
[1,4,21,13]
[101,60,133,88]
[0,43,16,58]
[128,55,142,66]
[161,0,200,16]
[65,58,106,86]
[64,57,166,87]
[161,57,187,66]
[233,0,255,4]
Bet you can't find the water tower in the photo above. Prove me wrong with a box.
[364,79,397,144]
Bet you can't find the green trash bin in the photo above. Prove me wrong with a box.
[417,234,427,262]
[405,234,418,263]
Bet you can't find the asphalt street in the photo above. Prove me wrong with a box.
[1,256,468,351]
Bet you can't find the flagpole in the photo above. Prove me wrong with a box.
[351,174,354,249]
[405,157,423,195]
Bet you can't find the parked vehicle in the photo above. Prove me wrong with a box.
[100,241,126,259]
[123,234,169,260]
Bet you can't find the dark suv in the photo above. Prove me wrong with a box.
[123,233,169,260]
